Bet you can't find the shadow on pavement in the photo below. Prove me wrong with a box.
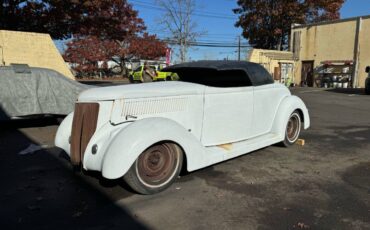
[1,116,63,129]
[325,88,366,95]
[0,113,147,230]
[302,125,370,153]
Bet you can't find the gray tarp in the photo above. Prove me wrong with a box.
[0,66,91,119]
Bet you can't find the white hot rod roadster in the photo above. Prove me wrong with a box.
[55,61,310,194]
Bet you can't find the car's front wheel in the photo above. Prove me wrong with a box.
[123,142,183,194]
[281,111,302,147]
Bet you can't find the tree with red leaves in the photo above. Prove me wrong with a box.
[234,0,345,50]
[0,0,145,40]
[128,33,168,60]
[63,36,120,77]
[1,0,167,77]
[64,33,167,78]
[60,0,167,77]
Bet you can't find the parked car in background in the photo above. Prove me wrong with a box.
[365,66,370,95]
[55,61,310,195]
[0,64,91,120]
[129,65,178,83]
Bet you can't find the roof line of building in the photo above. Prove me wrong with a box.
[292,14,370,29]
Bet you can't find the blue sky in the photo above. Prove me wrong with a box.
[340,0,370,18]
[56,0,370,62]
[129,0,244,62]
[128,0,370,62]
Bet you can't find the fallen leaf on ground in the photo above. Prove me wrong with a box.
[72,211,83,217]
[297,222,310,229]
[28,205,40,211]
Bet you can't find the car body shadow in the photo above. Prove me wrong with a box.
[325,88,366,95]
[0,110,147,230]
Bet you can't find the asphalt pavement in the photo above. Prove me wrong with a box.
[0,87,369,230]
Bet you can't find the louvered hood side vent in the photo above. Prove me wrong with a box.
[122,97,188,116]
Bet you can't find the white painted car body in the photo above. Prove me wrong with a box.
[55,80,310,180]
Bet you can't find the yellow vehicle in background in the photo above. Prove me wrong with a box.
[129,65,178,83]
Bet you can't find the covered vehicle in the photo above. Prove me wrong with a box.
[55,60,310,194]
[0,65,91,120]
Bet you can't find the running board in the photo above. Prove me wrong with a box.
[194,133,282,170]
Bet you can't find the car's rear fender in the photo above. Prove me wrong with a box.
[271,95,310,139]
[100,117,206,180]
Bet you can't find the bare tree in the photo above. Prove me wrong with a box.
[156,0,203,62]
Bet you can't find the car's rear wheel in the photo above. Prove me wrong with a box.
[281,111,302,147]
[123,142,183,194]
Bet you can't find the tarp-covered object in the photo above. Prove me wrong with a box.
[0,66,91,119]
[163,60,274,87]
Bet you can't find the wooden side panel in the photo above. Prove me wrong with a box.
[70,103,99,165]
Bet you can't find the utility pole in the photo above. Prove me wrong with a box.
[0,46,4,66]
[352,17,362,88]
[238,36,241,61]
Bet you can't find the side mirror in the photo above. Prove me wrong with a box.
[366,66,370,73]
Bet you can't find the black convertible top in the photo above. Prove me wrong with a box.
[162,60,274,86]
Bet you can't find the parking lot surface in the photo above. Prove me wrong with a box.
[1,87,369,230]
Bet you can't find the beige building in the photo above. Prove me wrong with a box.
[248,49,295,86]
[291,15,370,88]
[0,30,73,79]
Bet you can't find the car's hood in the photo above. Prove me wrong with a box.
[78,81,206,101]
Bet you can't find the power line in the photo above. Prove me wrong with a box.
[129,0,237,20]
[156,37,248,45]
[132,0,237,18]
[156,37,249,46]
[162,39,251,48]
[127,37,251,47]
[147,29,240,37]
[146,30,248,44]
[132,34,251,47]
[147,30,243,40]
[129,0,247,48]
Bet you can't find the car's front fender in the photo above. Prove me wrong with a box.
[55,112,74,156]
[271,95,310,139]
[100,117,206,180]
